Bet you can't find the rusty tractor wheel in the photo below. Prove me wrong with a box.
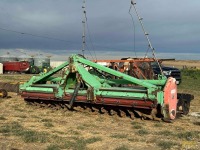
[0,89,8,98]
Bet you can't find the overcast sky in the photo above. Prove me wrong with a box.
[0,0,199,59]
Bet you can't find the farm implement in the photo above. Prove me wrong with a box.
[20,54,181,121]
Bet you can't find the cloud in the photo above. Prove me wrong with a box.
[0,0,199,57]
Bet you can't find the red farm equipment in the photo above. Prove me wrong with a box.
[3,61,30,74]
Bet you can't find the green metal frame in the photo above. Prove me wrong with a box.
[20,54,168,105]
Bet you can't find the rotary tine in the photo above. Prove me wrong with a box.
[69,82,81,109]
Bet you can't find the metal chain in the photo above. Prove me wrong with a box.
[131,0,163,74]
[129,5,137,58]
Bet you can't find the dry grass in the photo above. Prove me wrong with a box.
[0,62,200,150]
[163,60,200,69]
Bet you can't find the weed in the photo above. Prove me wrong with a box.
[131,121,141,126]
[28,110,34,113]
[96,116,104,122]
[179,69,200,91]
[69,130,80,135]
[157,140,178,149]
[64,136,102,150]
[70,138,87,150]
[0,116,6,120]
[15,115,27,118]
[46,144,60,150]
[91,131,99,134]
[64,140,75,149]
[181,69,200,79]
[154,122,163,127]
[177,131,200,141]
[41,118,54,128]
[49,135,99,150]
[41,118,53,122]
[31,115,40,118]
[131,122,144,129]
[0,122,49,143]
[128,138,139,142]
[52,131,65,135]
[44,122,54,128]
[14,108,25,112]
[0,125,11,135]
[63,111,73,117]
[175,126,184,131]
[85,137,102,144]
[77,125,86,130]
[21,130,48,143]
[115,145,129,150]
[111,134,128,139]
[157,130,173,136]
[137,129,149,135]
[51,135,68,146]
[132,124,142,129]
[0,122,23,135]
[193,121,200,126]
[77,123,97,130]
[1,76,15,80]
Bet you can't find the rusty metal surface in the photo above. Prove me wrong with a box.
[93,58,158,63]
[21,92,155,109]
[95,58,155,80]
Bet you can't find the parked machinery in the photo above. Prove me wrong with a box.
[0,52,30,74]
[3,61,30,74]
[0,82,19,93]
[20,54,181,121]
[0,52,51,74]
[30,54,51,74]
[95,58,193,115]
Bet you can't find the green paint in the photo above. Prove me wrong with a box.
[20,54,169,104]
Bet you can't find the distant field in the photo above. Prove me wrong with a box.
[163,60,200,69]
[0,61,200,150]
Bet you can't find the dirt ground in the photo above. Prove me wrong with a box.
[0,60,200,150]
